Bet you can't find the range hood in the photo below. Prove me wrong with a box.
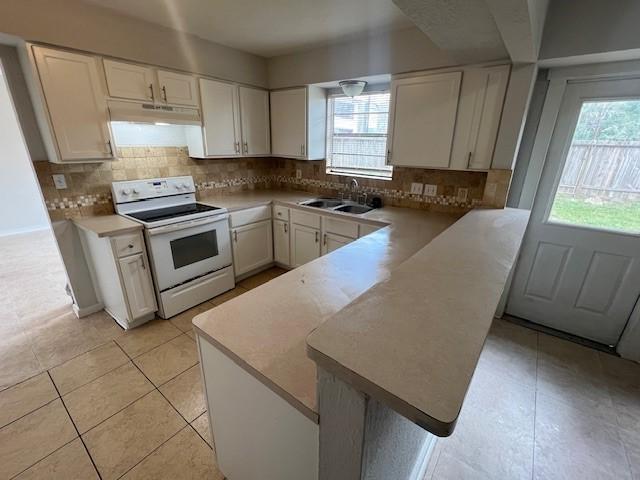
[107,100,201,126]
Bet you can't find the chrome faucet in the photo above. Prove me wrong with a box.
[348,178,359,201]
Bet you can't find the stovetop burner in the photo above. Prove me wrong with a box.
[127,203,221,223]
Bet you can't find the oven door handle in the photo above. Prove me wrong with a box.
[147,215,228,236]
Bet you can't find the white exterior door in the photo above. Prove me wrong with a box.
[33,46,113,161]
[119,253,157,320]
[387,72,462,168]
[273,220,290,266]
[103,59,156,102]
[232,220,274,277]
[200,79,241,157]
[157,70,199,106]
[239,86,270,155]
[507,78,640,345]
[291,224,320,267]
[270,88,306,158]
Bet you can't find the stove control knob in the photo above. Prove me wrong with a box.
[121,188,131,196]
[132,189,139,195]
[174,184,182,190]
[181,183,189,189]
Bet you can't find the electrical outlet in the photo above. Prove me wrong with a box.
[457,187,468,202]
[424,184,437,197]
[410,182,424,195]
[296,169,302,179]
[52,174,67,190]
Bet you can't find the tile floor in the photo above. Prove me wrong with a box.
[1,230,639,479]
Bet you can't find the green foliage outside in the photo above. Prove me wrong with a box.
[574,101,640,142]
[549,194,640,234]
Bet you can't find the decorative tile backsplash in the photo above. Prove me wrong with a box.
[33,146,511,221]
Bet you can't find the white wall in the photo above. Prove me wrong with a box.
[0,65,48,236]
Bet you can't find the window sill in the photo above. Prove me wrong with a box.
[326,169,393,181]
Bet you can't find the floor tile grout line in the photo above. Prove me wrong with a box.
[188,414,213,450]
[0,395,61,432]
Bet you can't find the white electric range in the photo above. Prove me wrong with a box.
[112,176,234,318]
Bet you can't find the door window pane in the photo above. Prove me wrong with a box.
[548,100,640,234]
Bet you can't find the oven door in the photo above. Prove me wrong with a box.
[146,215,232,291]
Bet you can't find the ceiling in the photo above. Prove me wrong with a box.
[82,0,415,58]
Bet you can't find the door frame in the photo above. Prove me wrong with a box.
[510,59,640,360]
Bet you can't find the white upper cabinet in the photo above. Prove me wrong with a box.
[270,86,326,160]
[239,86,270,156]
[199,78,242,157]
[387,71,462,169]
[157,70,199,106]
[450,65,510,170]
[103,59,156,102]
[32,46,114,162]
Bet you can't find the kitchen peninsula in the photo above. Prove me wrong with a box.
[193,191,529,480]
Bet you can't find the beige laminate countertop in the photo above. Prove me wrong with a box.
[73,215,142,237]
[193,190,461,422]
[307,208,530,436]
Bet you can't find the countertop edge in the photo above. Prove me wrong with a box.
[194,323,320,424]
[73,216,143,238]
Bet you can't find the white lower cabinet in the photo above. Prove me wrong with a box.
[78,229,157,329]
[273,219,291,267]
[118,253,157,319]
[321,232,354,255]
[232,220,273,277]
[291,224,321,267]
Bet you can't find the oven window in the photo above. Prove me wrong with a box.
[170,231,219,269]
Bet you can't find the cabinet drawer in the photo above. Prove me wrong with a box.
[113,233,143,258]
[323,216,359,239]
[291,209,321,229]
[230,205,271,227]
[273,205,290,221]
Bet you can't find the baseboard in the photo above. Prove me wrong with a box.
[73,302,104,318]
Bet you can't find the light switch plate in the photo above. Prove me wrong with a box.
[52,174,67,190]
[424,184,437,197]
[296,169,302,179]
[457,187,468,202]
[410,182,424,195]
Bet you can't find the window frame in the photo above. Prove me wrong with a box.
[325,90,392,180]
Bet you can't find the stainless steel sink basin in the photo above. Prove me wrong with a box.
[299,198,344,209]
[334,204,373,214]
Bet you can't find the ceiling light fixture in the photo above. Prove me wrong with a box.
[339,80,367,98]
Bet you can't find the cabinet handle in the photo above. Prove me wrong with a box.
[323,233,327,246]
[284,223,288,233]
[148,83,154,102]
[234,142,240,153]
[106,140,113,156]
[467,152,473,169]
[140,257,146,270]
[315,231,319,243]
[233,230,238,242]
[243,141,248,154]
[162,85,168,102]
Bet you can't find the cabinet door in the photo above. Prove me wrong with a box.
[273,220,290,267]
[321,232,353,255]
[270,88,306,158]
[232,220,274,277]
[118,253,157,320]
[33,46,113,161]
[450,65,510,170]
[200,79,241,157]
[103,59,155,102]
[157,70,199,106]
[387,72,462,169]
[291,224,321,267]
[239,86,270,155]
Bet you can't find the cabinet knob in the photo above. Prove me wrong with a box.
[128,244,134,249]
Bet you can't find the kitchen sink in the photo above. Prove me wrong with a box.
[333,204,373,214]
[298,198,344,209]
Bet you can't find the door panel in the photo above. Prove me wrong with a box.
[507,78,640,345]
[239,86,270,155]
[291,224,320,267]
[200,79,241,157]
